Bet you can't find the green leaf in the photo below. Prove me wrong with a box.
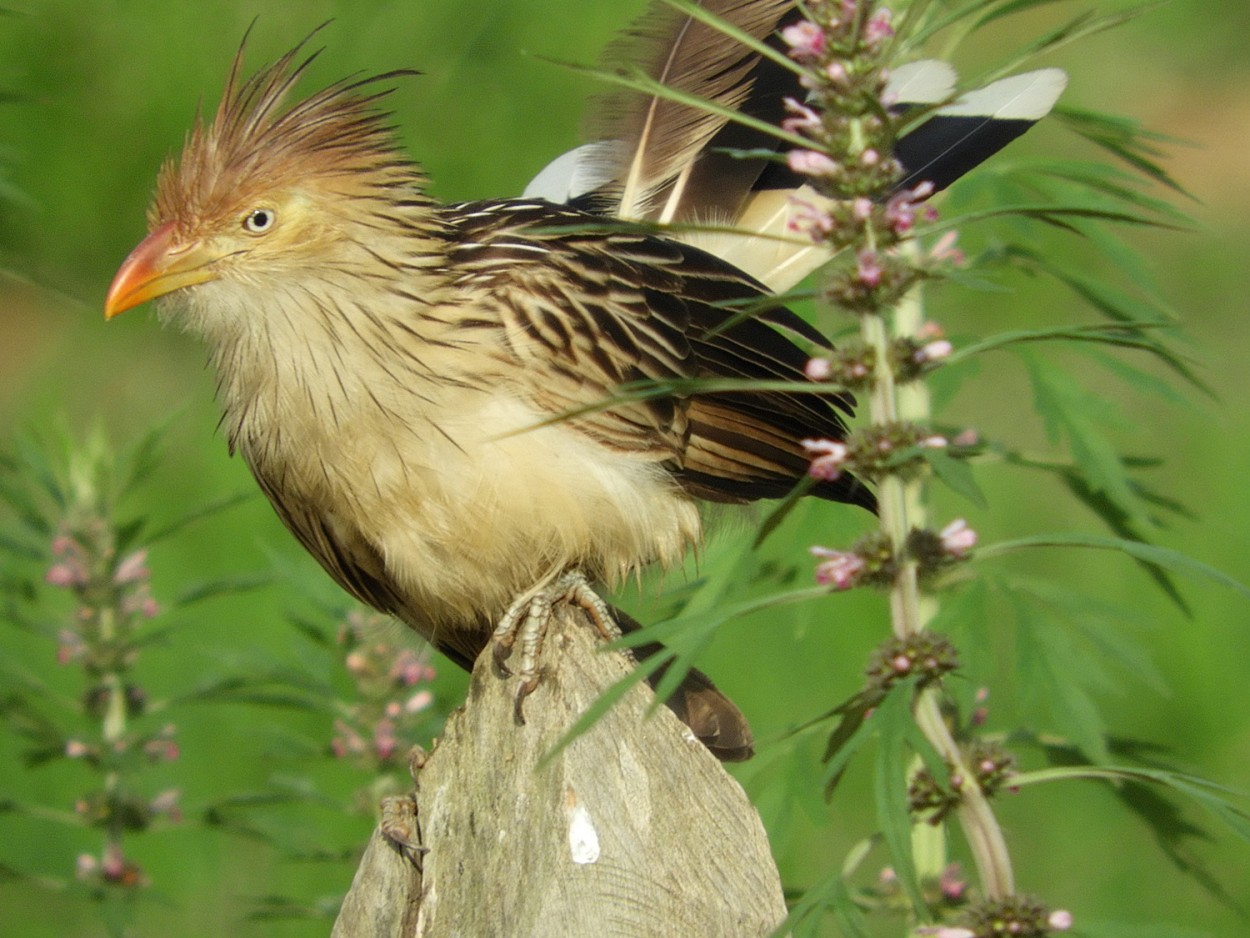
[905,0,1059,50]
[173,574,272,608]
[771,867,865,938]
[873,684,928,917]
[929,201,1177,234]
[118,420,174,495]
[245,896,339,923]
[967,5,1160,88]
[0,468,52,538]
[1027,159,1192,226]
[287,613,337,650]
[924,449,988,508]
[1015,763,1248,827]
[0,529,43,560]
[173,670,336,711]
[973,0,1093,31]
[1083,346,1195,407]
[1007,576,1172,696]
[1019,349,1154,529]
[821,688,886,796]
[979,532,1250,601]
[1010,752,1250,903]
[1012,599,1110,762]
[544,648,667,766]
[1000,452,1190,611]
[143,490,256,546]
[1000,248,1207,394]
[753,476,816,548]
[947,321,1181,366]
[1055,106,1192,195]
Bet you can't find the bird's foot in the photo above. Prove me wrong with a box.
[378,744,429,868]
[491,570,619,722]
[379,792,426,869]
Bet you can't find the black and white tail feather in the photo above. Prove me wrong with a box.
[524,0,1066,292]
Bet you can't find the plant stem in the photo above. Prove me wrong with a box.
[865,281,1016,898]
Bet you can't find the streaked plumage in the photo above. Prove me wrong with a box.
[107,3,1063,761]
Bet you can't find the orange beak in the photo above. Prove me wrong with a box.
[104,221,220,319]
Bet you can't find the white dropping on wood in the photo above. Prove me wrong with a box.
[564,787,601,865]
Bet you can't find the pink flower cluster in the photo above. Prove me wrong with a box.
[803,437,850,481]
[917,909,1072,938]
[46,535,161,622]
[939,518,977,558]
[884,183,938,235]
[810,546,865,589]
[76,844,145,888]
[780,2,894,59]
[331,610,437,767]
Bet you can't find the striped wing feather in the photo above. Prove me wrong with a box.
[443,199,872,509]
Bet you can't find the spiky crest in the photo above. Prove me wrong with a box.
[151,27,422,233]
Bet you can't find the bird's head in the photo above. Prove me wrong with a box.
[105,34,428,326]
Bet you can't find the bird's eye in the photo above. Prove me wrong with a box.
[243,208,276,234]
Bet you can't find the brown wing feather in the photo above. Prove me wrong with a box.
[590,0,794,219]
[441,199,872,511]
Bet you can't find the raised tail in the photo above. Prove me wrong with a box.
[524,1,1066,291]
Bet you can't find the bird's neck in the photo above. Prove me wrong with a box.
[203,241,465,465]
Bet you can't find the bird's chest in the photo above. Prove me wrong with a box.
[233,372,701,627]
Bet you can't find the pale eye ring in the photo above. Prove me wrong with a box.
[243,208,276,234]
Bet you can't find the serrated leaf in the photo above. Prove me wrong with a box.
[873,685,928,917]
[1055,105,1191,195]
[931,201,1175,234]
[1008,576,1172,696]
[0,471,52,538]
[980,532,1250,600]
[1020,349,1153,530]
[821,688,885,796]
[1000,452,1189,611]
[1012,600,1110,762]
[753,476,817,548]
[0,529,43,560]
[118,420,174,494]
[173,670,336,711]
[1000,248,1207,394]
[113,516,148,554]
[1012,755,1249,902]
[1028,159,1191,226]
[924,449,988,508]
[286,614,337,649]
[947,320,1180,365]
[245,896,338,923]
[1082,346,1195,406]
[973,0,1104,31]
[968,6,1158,88]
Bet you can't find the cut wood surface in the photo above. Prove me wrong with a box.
[332,603,786,937]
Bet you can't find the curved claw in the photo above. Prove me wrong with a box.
[492,635,515,675]
[512,673,543,724]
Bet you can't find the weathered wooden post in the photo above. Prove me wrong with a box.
[332,605,785,937]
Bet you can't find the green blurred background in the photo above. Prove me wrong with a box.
[1,0,1247,935]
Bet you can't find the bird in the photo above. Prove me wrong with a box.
[104,3,1064,761]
